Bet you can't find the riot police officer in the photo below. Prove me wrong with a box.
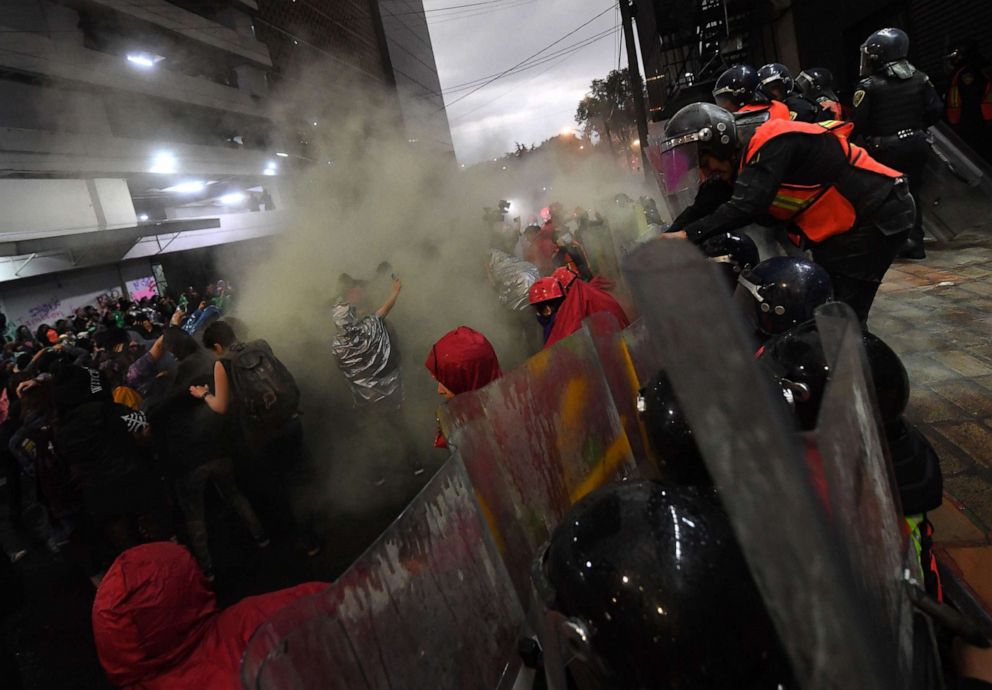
[796,67,843,121]
[852,28,943,260]
[657,102,914,321]
[713,64,790,120]
[758,63,819,122]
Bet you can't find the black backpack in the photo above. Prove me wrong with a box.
[226,340,300,432]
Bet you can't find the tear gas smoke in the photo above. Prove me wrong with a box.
[217,68,656,528]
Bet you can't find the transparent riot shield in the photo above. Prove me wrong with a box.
[241,454,525,690]
[920,123,992,242]
[582,311,659,478]
[621,239,908,690]
[439,327,639,600]
[810,302,915,683]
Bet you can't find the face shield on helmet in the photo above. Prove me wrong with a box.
[658,139,701,220]
[859,45,874,79]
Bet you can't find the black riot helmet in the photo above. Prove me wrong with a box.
[734,257,833,338]
[757,63,794,101]
[700,232,759,289]
[534,481,794,690]
[795,67,836,99]
[712,64,763,111]
[758,320,910,431]
[636,371,711,485]
[652,102,737,219]
[860,27,910,77]
[862,331,910,424]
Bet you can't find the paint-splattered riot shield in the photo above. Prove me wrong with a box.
[620,239,914,690]
[807,301,916,682]
[582,312,658,477]
[439,327,638,601]
[240,454,525,690]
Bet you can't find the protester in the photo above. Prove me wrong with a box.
[199,320,321,556]
[425,327,502,448]
[529,270,630,348]
[148,327,269,580]
[92,542,325,690]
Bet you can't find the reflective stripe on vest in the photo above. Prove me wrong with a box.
[742,119,902,242]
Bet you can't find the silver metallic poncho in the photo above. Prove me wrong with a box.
[331,302,403,407]
[487,249,540,311]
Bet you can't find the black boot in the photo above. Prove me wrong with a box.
[898,238,926,260]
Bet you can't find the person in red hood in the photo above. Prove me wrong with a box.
[425,327,502,448]
[92,542,325,690]
[530,271,630,349]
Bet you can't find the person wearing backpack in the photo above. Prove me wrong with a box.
[148,328,269,581]
[196,321,320,557]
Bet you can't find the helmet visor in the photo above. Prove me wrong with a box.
[859,48,872,78]
[652,141,701,220]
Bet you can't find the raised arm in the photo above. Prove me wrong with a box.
[375,278,403,319]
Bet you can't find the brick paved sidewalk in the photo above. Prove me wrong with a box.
[872,233,992,533]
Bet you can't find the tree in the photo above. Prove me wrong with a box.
[575,69,638,160]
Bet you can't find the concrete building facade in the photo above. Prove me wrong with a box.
[0,0,452,324]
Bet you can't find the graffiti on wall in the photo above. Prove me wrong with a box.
[126,276,157,301]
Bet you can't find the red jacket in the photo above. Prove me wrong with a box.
[545,279,630,348]
[92,542,326,690]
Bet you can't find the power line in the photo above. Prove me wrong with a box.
[441,4,616,112]
[447,23,620,123]
[425,0,536,25]
[441,25,620,95]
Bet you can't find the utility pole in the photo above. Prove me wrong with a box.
[618,0,651,180]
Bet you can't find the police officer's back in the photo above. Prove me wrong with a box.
[852,28,942,259]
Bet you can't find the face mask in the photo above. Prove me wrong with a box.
[537,313,555,327]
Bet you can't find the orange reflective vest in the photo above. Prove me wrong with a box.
[742,119,903,242]
[738,100,791,121]
[946,66,992,124]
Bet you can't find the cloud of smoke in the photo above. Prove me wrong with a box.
[218,68,655,526]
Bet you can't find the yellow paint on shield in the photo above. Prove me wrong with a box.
[475,491,506,554]
[570,433,634,504]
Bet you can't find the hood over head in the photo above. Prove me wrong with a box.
[92,542,217,687]
[425,326,502,396]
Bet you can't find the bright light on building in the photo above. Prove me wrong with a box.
[275,152,289,157]
[126,53,163,69]
[579,145,585,150]
[138,213,149,221]
[632,139,641,147]
[560,126,574,136]
[220,192,246,205]
[164,180,205,193]
[263,161,278,176]
[149,151,177,174]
